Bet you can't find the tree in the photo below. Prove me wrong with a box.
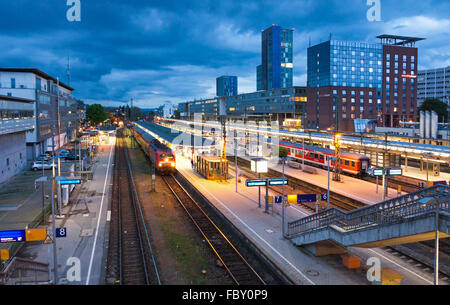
[172,109,180,119]
[418,98,448,122]
[86,104,108,126]
[279,146,289,158]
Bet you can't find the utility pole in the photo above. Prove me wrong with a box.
[333,133,341,181]
[235,129,238,193]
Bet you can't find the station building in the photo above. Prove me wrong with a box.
[179,86,307,125]
[0,95,35,183]
[0,68,78,160]
[306,35,424,132]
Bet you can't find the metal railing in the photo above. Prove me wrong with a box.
[0,257,50,285]
[287,185,450,238]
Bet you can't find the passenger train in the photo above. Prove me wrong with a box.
[133,124,176,175]
[279,141,370,176]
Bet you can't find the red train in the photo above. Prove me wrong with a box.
[133,124,176,175]
[280,141,370,176]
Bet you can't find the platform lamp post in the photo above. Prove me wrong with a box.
[433,194,440,286]
[234,129,238,193]
[333,133,342,182]
[280,156,291,237]
[421,152,432,187]
[327,156,338,209]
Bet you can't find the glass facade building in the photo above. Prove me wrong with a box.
[308,40,383,95]
[259,25,293,91]
[216,76,238,97]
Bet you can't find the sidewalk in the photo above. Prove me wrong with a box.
[12,139,116,284]
[0,140,115,285]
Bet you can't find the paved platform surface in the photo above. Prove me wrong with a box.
[402,165,450,183]
[0,160,77,232]
[5,139,115,284]
[177,155,440,285]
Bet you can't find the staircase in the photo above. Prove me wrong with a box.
[287,185,450,248]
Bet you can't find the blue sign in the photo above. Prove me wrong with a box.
[320,193,328,201]
[59,179,81,185]
[269,178,288,186]
[418,182,425,188]
[297,194,317,203]
[0,230,25,243]
[246,179,267,187]
[434,181,448,186]
[274,196,283,204]
[55,228,67,238]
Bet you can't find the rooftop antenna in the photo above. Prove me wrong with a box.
[66,55,71,86]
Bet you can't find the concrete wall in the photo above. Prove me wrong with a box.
[0,132,27,183]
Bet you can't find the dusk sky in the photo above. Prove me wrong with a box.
[1,0,449,108]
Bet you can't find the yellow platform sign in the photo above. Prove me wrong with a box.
[25,228,47,242]
[0,249,9,260]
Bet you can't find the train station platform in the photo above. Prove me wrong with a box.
[240,156,406,206]
[135,121,214,151]
[0,139,115,284]
[175,155,437,285]
[402,165,450,183]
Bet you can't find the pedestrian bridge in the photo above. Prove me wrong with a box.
[287,185,450,248]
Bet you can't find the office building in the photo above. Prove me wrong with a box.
[257,25,294,91]
[0,95,35,183]
[180,86,307,125]
[417,66,450,106]
[306,35,423,131]
[0,68,78,160]
[216,76,238,97]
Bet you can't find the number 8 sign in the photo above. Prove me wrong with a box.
[56,227,67,238]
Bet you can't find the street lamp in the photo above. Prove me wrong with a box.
[421,152,433,187]
[327,156,338,209]
[333,133,342,182]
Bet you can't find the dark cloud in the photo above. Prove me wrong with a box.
[0,0,448,108]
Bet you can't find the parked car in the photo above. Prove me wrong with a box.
[64,154,79,160]
[31,161,58,171]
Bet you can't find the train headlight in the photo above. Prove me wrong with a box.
[158,162,163,167]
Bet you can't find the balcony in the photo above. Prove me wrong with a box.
[0,118,35,136]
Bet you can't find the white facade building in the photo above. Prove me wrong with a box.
[0,68,78,160]
[417,66,450,106]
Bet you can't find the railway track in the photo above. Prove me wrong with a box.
[105,128,161,285]
[162,174,266,285]
[364,174,423,194]
[385,237,450,281]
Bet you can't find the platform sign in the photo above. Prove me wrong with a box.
[418,182,425,188]
[297,194,317,203]
[274,196,283,204]
[387,168,402,176]
[55,228,67,238]
[268,178,288,186]
[245,179,267,187]
[320,193,328,201]
[0,230,25,243]
[59,179,81,185]
[433,181,448,186]
[368,168,383,176]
